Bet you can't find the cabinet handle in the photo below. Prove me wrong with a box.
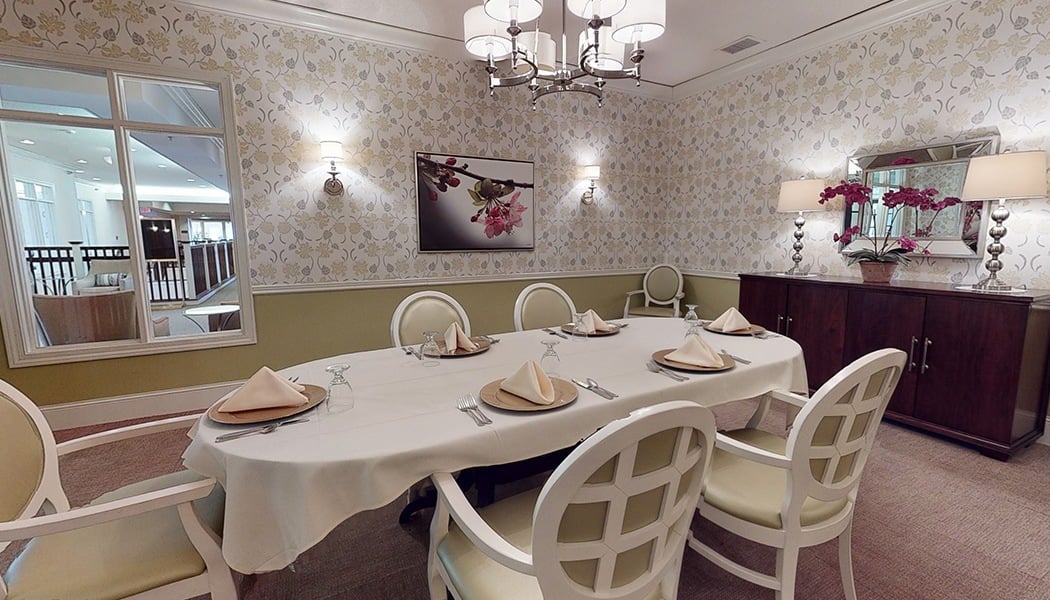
[920,338,932,374]
[785,316,792,336]
[908,336,918,372]
[777,315,784,334]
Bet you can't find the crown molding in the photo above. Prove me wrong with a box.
[670,0,956,101]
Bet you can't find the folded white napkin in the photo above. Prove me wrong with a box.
[709,307,752,332]
[500,360,556,405]
[665,334,725,368]
[580,309,613,334]
[218,367,308,413]
[443,322,478,352]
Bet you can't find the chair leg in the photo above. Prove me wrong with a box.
[839,524,858,600]
[775,544,799,600]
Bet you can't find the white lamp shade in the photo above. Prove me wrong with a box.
[579,28,625,70]
[320,141,343,162]
[464,6,513,59]
[777,178,826,213]
[611,0,666,43]
[567,0,627,19]
[484,0,543,23]
[960,151,1048,201]
[581,164,601,180]
[517,30,556,72]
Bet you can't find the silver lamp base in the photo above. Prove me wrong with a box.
[783,212,817,277]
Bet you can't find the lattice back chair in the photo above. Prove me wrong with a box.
[390,290,471,347]
[0,378,237,600]
[687,348,906,600]
[429,401,716,600]
[623,264,685,318]
[513,282,578,331]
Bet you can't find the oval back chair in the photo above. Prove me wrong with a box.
[623,264,685,318]
[513,282,577,331]
[390,290,471,347]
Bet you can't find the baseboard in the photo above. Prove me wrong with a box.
[41,381,241,431]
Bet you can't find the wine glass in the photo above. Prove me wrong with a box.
[684,304,699,328]
[420,331,441,367]
[571,312,589,342]
[324,363,353,412]
[539,340,562,378]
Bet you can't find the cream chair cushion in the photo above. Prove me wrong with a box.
[0,398,44,522]
[393,292,468,347]
[703,429,848,530]
[4,470,225,600]
[646,266,681,303]
[627,305,677,318]
[519,288,573,330]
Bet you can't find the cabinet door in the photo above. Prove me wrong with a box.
[787,284,848,390]
[913,297,1027,442]
[738,277,788,333]
[844,289,925,415]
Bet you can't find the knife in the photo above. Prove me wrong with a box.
[214,417,310,443]
[571,378,615,399]
[543,328,569,339]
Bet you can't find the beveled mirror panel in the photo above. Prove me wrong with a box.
[845,136,999,258]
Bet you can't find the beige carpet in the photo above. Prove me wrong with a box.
[6,400,1050,599]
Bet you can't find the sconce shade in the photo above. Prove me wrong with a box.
[518,30,557,72]
[484,0,544,23]
[777,178,826,213]
[611,1,666,43]
[567,0,627,19]
[320,141,344,162]
[465,6,513,58]
[581,164,601,180]
[960,151,1048,201]
[579,28,625,70]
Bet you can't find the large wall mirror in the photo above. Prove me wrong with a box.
[845,136,999,258]
[0,54,255,367]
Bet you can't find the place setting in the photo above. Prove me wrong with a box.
[477,358,578,413]
[650,331,736,376]
[207,366,324,441]
[703,306,767,337]
[558,309,623,337]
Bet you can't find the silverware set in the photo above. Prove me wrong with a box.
[457,393,491,426]
[542,327,569,339]
[215,417,310,443]
[720,349,752,365]
[571,378,618,399]
[402,346,422,359]
[646,360,689,381]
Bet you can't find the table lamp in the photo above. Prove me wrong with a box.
[960,150,1047,292]
[777,178,826,276]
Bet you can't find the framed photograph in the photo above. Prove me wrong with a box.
[416,152,535,252]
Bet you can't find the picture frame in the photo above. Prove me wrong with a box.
[415,151,535,252]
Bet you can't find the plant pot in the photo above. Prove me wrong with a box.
[859,261,897,283]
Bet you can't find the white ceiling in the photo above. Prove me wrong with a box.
[268,0,938,90]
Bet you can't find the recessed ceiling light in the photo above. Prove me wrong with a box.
[73,169,85,173]
[157,164,167,168]
[19,139,34,145]
[130,147,138,152]
[198,184,207,188]
[76,159,88,164]
[91,177,101,181]
[190,210,195,214]
[186,178,196,182]
[103,155,113,165]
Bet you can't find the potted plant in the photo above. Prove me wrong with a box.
[819,181,961,283]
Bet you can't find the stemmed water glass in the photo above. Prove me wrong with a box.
[420,331,441,367]
[571,312,589,342]
[324,363,353,412]
[540,340,561,378]
[683,304,702,338]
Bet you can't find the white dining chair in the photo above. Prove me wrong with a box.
[390,290,471,347]
[513,282,577,331]
[623,264,685,318]
[428,400,717,600]
[687,348,906,600]
[0,377,236,600]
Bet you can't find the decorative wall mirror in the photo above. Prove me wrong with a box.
[845,136,999,258]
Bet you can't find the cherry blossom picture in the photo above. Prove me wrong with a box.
[416,152,534,252]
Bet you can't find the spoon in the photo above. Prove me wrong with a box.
[587,378,618,398]
[646,360,688,381]
[571,378,614,399]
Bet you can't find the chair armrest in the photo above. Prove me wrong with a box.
[674,292,685,299]
[431,472,534,574]
[767,389,809,408]
[714,432,790,468]
[57,413,201,456]
[0,476,215,542]
[623,290,644,318]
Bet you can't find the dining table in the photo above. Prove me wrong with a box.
[182,316,808,574]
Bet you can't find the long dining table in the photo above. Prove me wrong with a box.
[182,316,808,574]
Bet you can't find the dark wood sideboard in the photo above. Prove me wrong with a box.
[738,273,1050,460]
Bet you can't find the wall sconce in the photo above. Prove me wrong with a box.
[580,164,600,204]
[776,178,826,277]
[320,140,344,196]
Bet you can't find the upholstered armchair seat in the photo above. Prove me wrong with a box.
[624,264,685,319]
[625,304,678,318]
[73,259,134,296]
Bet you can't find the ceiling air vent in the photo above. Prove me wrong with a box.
[720,36,761,55]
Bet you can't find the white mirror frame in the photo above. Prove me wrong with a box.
[0,48,255,367]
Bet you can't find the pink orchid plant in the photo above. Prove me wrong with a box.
[819,180,961,265]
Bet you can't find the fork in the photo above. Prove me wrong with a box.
[466,393,493,425]
[457,397,484,426]
[646,360,688,381]
[721,349,752,365]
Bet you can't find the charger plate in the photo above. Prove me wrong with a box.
[436,337,492,357]
[479,378,578,412]
[703,324,766,336]
[208,384,326,425]
[560,323,621,336]
[652,349,735,373]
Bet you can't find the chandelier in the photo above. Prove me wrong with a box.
[463,0,666,108]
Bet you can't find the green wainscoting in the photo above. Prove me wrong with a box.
[0,272,741,406]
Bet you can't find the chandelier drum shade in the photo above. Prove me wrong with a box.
[464,0,666,108]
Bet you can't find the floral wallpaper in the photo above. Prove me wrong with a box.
[667,0,1050,290]
[1,0,1049,291]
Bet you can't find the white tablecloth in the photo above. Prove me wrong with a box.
[182,317,807,573]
